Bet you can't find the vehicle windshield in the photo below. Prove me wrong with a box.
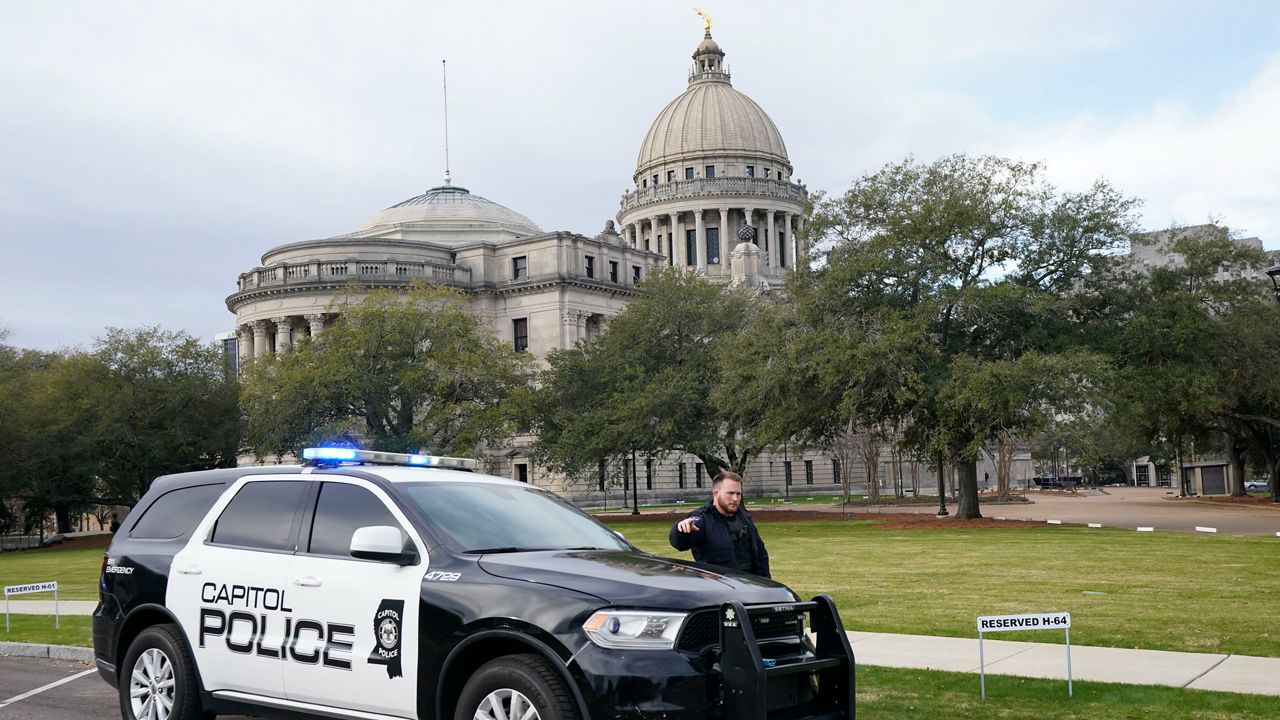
[401,482,631,554]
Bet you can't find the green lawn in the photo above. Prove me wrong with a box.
[857,664,1280,719]
[5,520,1279,660]
[610,517,1280,658]
[0,546,104,600]
[0,614,92,646]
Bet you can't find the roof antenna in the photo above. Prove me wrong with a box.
[442,59,452,186]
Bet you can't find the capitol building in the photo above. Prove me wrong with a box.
[224,27,960,499]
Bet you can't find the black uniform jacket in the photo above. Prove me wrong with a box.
[668,503,771,578]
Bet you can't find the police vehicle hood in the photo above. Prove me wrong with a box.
[477,550,796,607]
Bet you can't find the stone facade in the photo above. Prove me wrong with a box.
[228,26,1014,502]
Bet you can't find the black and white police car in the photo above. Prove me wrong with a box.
[94,448,855,720]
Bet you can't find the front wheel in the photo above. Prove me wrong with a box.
[454,654,579,720]
[119,624,208,720]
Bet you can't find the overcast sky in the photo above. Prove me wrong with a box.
[3,1,1278,351]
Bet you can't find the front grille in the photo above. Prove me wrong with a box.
[677,609,718,652]
[749,607,806,641]
[676,606,806,652]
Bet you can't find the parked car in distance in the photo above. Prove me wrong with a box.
[1244,480,1270,492]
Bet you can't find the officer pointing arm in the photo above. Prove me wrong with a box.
[668,471,770,578]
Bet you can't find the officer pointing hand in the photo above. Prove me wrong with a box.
[676,517,700,533]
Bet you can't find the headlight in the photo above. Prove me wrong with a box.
[583,610,687,650]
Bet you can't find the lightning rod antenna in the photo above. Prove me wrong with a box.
[442,59,451,185]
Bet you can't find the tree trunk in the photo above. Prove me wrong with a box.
[995,431,1013,499]
[954,459,983,518]
[54,504,73,534]
[1224,431,1247,496]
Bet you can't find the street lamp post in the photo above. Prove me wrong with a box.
[1267,263,1280,503]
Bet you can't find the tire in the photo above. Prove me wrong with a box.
[454,654,579,720]
[119,624,209,720]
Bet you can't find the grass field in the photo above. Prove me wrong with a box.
[856,665,1280,718]
[0,546,103,600]
[0,614,92,646]
[3,519,1279,660]
[607,517,1280,658]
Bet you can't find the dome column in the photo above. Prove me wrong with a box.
[718,207,729,268]
[274,317,294,352]
[778,212,788,271]
[767,211,778,269]
[694,210,706,271]
[251,320,271,357]
[236,326,253,367]
[669,212,681,266]
[305,313,326,338]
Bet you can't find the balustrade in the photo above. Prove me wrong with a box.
[620,176,806,213]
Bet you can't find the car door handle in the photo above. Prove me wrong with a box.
[176,564,202,575]
[293,576,322,587]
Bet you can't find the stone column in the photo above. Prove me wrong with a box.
[694,209,706,271]
[767,210,777,269]
[782,212,793,269]
[668,212,681,267]
[649,215,663,265]
[718,207,729,267]
[251,320,271,357]
[797,215,807,268]
[236,326,253,365]
[305,313,326,337]
[273,317,294,352]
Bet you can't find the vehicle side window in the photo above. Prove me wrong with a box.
[130,483,227,540]
[210,481,306,551]
[308,482,403,557]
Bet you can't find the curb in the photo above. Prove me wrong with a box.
[0,641,94,662]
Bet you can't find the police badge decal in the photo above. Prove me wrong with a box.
[369,599,405,678]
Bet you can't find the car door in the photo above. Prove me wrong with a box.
[282,478,427,718]
[167,476,308,698]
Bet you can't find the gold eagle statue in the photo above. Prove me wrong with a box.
[694,7,712,32]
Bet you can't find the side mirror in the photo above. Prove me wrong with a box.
[350,525,418,566]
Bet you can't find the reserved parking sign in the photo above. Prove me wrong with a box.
[4,580,60,632]
[976,611,1072,699]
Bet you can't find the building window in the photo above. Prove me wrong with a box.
[678,463,686,489]
[695,463,704,488]
[585,255,595,279]
[764,168,771,178]
[642,178,647,188]
[833,459,841,485]
[609,260,619,283]
[804,459,814,485]
[705,165,716,178]
[686,229,697,266]
[666,170,675,183]
[1136,465,1150,487]
[512,318,528,353]
[652,174,659,187]
[512,256,527,280]
[632,265,641,283]
[646,458,654,490]
[706,227,720,264]
[784,461,793,486]
[685,167,694,180]
[667,236,674,267]
[515,463,529,483]
[779,232,786,267]
[746,165,755,177]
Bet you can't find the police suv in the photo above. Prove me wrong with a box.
[94,448,855,720]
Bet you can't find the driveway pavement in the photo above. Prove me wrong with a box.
[872,486,1280,536]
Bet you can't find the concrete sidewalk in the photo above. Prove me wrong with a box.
[5,601,1277,697]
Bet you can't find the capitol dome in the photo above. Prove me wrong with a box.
[633,30,790,182]
[345,183,542,240]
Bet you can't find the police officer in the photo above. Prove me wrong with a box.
[669,471,770,578]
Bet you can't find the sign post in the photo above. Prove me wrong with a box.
[4,581,60,632]
[975,611,1071,699]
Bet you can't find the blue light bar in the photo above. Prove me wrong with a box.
[300,447,478,471]
[303,447,358,461]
